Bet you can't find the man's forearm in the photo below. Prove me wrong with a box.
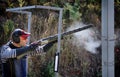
[1,45,31,59]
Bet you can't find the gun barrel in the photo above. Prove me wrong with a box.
[61,24,93,37]
[38,24,93,44]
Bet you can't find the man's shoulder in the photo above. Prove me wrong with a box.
[1,42,11,50]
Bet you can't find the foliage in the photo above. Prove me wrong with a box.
[18,0,26,7]
[63,3,82,21]
[7,0,14,8]
[37,0,48,5]
[3,20,14,43]
[41,61,55,77]
[28,55,55,77]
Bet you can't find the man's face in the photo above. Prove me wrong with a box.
[19,36,28,47]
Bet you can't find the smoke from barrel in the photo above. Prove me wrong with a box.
[67,22,101,53]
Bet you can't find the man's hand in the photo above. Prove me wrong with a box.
[29,42,39,51]
[35,46,44,54]
[43,40,57,52]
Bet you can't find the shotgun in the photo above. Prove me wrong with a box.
[37,24,93,45]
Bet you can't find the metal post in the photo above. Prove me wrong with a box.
[27,12,32,44]
[55,8,63,77]
[102,0,114,77]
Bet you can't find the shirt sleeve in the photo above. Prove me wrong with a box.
[1,45,16,59]
[1,45,16,63]
[1,45,31,60]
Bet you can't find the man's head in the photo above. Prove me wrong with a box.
[11,28,30,47]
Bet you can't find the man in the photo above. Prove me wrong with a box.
[0,28,56,77]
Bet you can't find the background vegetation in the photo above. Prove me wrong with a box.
[0,0,120,77]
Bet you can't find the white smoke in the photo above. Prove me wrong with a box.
[67,22,101,53]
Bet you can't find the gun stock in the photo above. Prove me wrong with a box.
[37,24,93,44]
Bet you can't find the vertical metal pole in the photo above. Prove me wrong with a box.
[26,12,32,76]
[27,12,32,44]
[102,0,114,77]
[55,9,63,77]
[57,9,63,56]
